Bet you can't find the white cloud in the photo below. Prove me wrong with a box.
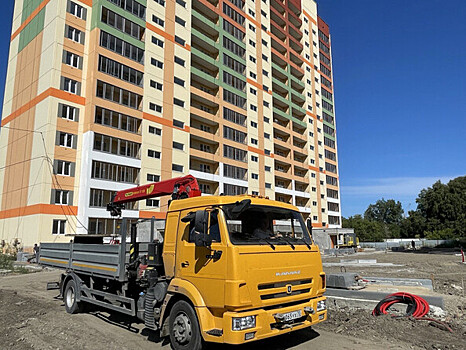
[341,175,461,197]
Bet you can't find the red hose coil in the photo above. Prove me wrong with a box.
[372,292,429,318]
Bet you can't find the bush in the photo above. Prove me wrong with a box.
[0,254,15,270]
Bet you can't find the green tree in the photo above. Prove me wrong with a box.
[414,176,466,238]
[364,198,404,225]
[343,215,385,242]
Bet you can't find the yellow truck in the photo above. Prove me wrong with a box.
[40,176,327,349]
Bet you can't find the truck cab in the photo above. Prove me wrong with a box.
[161,195,327,347]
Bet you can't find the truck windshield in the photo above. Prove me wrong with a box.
[224,205,312,246]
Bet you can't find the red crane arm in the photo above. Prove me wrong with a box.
[107,175,201,216]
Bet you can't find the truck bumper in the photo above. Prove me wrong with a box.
[208,296,327,344]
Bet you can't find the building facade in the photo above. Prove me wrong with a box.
[0,0,341,248]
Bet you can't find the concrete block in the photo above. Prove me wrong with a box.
[326,273,360,289]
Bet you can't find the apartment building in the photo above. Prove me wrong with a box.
[0,0,341,248]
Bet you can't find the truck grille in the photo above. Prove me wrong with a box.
[258,279,313,301]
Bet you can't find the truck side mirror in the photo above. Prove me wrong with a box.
[307,218,312,235]
[193,211,212,248]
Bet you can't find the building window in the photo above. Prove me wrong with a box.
[151,57,163,68]
[224,184,247,196]
[101,7,144,40]
[58,132,74,148]
[59,104,78,121]
[249,39,256,47]
[96,80,142,110]
[100,31,144,63]
[224,164,247,180]
[52,220,66,235]
[262,69,268,77]
[249,24,255,32]
[152,36,164,47]
[250,121,257,128]
[224,145,247,162]
[250,88,257,95]
[149,103,162,113]
[174,77,185,87]
[92,160,138,184]
[54,190,69,205]
[173,142,184,150]
[265,183,271,189]
[251,138,258,145]
[224,126,247,144]
[174,36,185,46]
[150,80,163,90]
[265,166,271,172]
[149,126,162,135]
[174,56,185,66]
[251,155,258,162]
[98,55,143,87]
[68,1,85,18]
[176,0,185,7]
[154,0,165,6]
[147,174,160,182]
[264,101,269,108]
[249,55,256,63]
[174,98,185,108]
[251,173,258,180]
[55,160,72,176]
[66,26,82,43]
[250,72,256,79]
[172,164,184,172]
[152,14,165,27]
[148,149,161,159]
[107,0,146,19]
[250,105,257,112]
[175,16,186,27]
[173,119,184,128]
[264,133,270,139]
[64,51,81,68]
[199,164,211,173]
[146,199,160,207]
[94,106,141,134]
[63,77,79,94]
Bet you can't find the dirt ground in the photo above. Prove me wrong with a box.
[0,250,464,350]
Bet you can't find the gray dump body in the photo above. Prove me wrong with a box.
[40,219,161,282]
[40,242,126,281]
[40,242,154,282]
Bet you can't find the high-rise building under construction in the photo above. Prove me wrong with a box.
[0,0,341,247]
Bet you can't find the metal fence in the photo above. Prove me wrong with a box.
[359,239,454,250]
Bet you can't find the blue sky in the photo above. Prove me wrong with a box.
[317,0,466,216]
[0,1,464,217]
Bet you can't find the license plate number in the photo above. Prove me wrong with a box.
[283,310,302,321]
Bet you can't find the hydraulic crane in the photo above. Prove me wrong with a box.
[107,175,202,217]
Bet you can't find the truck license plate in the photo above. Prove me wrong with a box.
[283,310,302,321]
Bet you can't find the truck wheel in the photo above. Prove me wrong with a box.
[169,300,203,350]
[64,279,82,314]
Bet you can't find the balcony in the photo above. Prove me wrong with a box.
[289,35,303,55]
[271,0,286,14]
[271,37,287,56]
[193,1,219,23]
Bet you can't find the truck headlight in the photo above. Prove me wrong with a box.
[317,300,326,312]
[232,316,256,331]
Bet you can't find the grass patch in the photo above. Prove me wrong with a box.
[0,253,30,274]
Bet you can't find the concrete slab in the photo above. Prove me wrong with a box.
[325,288,444,309]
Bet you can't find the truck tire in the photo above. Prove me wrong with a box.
[169,300,203,350]
[64,279,83,314]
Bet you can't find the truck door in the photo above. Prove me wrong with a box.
[176,209,227,308]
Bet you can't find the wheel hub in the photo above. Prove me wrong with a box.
[173,312,192,344]
[66,286,75,307]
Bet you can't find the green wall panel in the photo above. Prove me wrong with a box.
[18,8,45,53]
